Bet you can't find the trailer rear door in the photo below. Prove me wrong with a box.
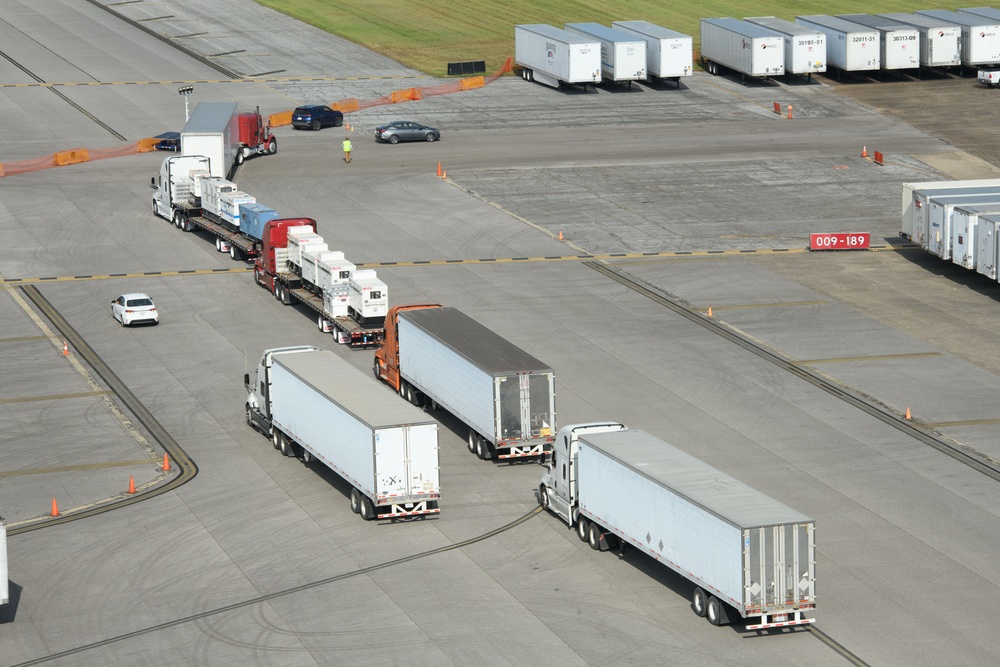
[744,522,815,614]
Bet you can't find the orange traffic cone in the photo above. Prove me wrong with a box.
[861,146,868,158]
[436,161,442,177]
[62,341,69,356]
[707,305,713,318]
[558,231,563,240]
[345,122,351,131]
[51,497,59,517]
[905,407,911,420]
[127,475,136,494]
[162,453,171,472]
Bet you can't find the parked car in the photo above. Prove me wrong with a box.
[292,105,344,131]
[375,121,441,144]
[111,293,159,326]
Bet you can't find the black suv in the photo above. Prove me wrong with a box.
[292,105,344,131]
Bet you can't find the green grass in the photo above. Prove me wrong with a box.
[255,1,984,75]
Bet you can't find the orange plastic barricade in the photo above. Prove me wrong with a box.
[0,163,4,178]
[137,137,159,152]
[459,76,485,91]
[269,111,292,128]
[333,99,359,113]
[53,149,89,166]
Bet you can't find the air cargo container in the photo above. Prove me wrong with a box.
[515,24,601,89]
[952,204,1000,269]
[876,13,961,68]
[745,16,827,77]
[700,18,785,80]
[976,213,1000,279]
[374,305,556,461]
[796,15,881,73]
[837,14,920,70]
[245,347,440,520]
[564,23,647,84]
[899,179,1000,238]
[927,193,1000,259]
[539,426,816,630]
[916,10,1000,68]
[1,516,8,606]
[611,21,692,85]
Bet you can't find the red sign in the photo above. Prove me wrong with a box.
[809,233,870,250]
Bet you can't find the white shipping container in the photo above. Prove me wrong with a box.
[180,101,239,178]
[564,23,647,82]
[612,21,692,81]
[348,269,388,327]
[838,14,919,70]
[577,430,816,626]
[746,16,827,75]
[900,179,1000,238]
[515,24,601,88]
[952,204,1000,269]
[877,13,961,67]
[975,213,1000,279]
[218,191,255,227]
[917,10,1000,67]
[701,18,784,78]
[299,242,331,287]
[928,194,1000,259]
[796,15,880,72]
[270,351,440,511]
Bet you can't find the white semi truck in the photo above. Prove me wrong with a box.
[514,24,601,89]
[245,347,440,520]
[539,425,817,630]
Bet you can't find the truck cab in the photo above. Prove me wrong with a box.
[540,421,627,526]
[373,303,442,391]
[150,154,211,222]
[244,345,321,435]
[253,218,318,291]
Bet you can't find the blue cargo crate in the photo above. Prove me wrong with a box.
[239,203,280,241]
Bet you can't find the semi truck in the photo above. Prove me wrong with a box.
[915,10,1000,69]
[563,23,647,85]
[539,425,817,630]
[254,223,386,349]
[514,24,602,89]
[796,15,881,74]
[837,14,920,70]
[245,347,441,520]
[179,101,276,179]
[745,16,827,78]
[373,305,556,461]
[611,21,692,86]
[876,13,961,68]
[700,18,785,81]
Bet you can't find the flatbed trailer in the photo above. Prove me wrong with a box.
[271,269,383,349]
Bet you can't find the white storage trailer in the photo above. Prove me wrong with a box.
[745,16,827,77]
[540,426,816,629]
[796,15,881,73]
[514,24,601,89]
[876,13,961,68]
[611,21,692,85]
[916,10,1000,68]
[563,23,647,84]
[976,213,1000,280]
[907,185,1000,249]
[245,347,441,520]
[180,102,239,179]
[700,18,785,80]
[837,14,920,70]
[952,204,1000,269]
[900,179,1000,239]
[926,193,1000,260]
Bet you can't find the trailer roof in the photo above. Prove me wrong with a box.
[916,9,1000,27]
[612,20,691,40]
[401,307,553,375]
[838,14,916,32]
[515,24,601,45]
[960,7,1000,22]
[277,350,436,428]
[746,16,826,37]
[182,102,238,134]
[876,13,958,30]
[700,17,783,39]
[581,430,813,528]
[796,15,881,34]
[564,22,646,44]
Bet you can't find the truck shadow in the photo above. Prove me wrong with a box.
[890,240,1000,304]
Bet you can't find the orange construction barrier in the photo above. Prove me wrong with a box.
[62,340,69,356]
[333,99,360,113]
[874,150,885,166]
[136,137,159,152]
[53,148,89,166]
[459,76,485,91]
[0,163,5,178]
[269,110,292,128]
[773,102,781,114]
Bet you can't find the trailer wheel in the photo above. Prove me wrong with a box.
[588,522,604,550]
[359,496,374,521]
[272,430,281,450]
[230,244,242,261]
[539,485,550,510]
[301,448,313,465]
[475,436,486,460]
[267,137,277,154]
[279,434,292,457]
[692,588,708,617]
[317,314,325,332]
[576,517,589,542]
[236,149,245,166]
[467,430,477,454]
[707,596,722,626]
[350,488,362,514]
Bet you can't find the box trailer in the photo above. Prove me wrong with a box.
[564,23,647,84]
[927,193,1000,259]
[700,18,785,80]
[900,179,1000,239]
[796,15,881,73]
[876,13,961,67]
[611,21,692,85]
[374,305,556,461]
[246,347,440,520]
[540,426,816,630]
[837,14,920,70]
[976,213,1000,280]
[1,516,8,606]
[180,102,240,179]
[916,10,1000,68]
[952,204,1000,269]
[515,24,601,89]
[745,16,827,77]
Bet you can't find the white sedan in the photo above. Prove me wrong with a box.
[111,293,159,326]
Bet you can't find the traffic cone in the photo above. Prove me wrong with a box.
[861,146,868,158]
[345,122,351,131]
[707,305,713,318]
[558,231,563,240]
[905,407,911,420]
[437,161,442,177]
[62,341,69,356]
[441,170,446,179]
[51,497,59,517]
[162,453,171,472]
[127,475,136,494]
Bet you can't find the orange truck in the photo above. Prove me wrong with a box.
[373,304,557,461]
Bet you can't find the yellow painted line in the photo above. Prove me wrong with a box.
[922,418,1000,428]
[707,300,828,312]
[0,459,154,477]
[0,390,111,404]
[0,335,50,343]
[0,267,250,285]
[799,351,943,365]
[0,75,430,88]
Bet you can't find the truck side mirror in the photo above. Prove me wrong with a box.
[243,373,250,388]
[149,176,156,189]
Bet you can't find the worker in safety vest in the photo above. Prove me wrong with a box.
[342,137,352,163]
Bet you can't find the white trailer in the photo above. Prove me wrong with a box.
[837,14,919,70]
[539,426,816,630]
[975,213,1000,280]
[563,23,647,84]
[180,102,239,179]
[245,347,440,520]
[876,13,961,68]
[796,15,881,73]
[916,10,1000,68]
[952,204,1000,269]
[927,193,1000,259]
[899,179,1000,239]
[611,21,692,85]
[745,16,827,78]
[515,24,601,89]
[700,18,785,81]
[1,516,8,606]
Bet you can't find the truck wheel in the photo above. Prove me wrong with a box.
[360,496,374,521]
[692,588,708,617]
[236,150,245,165]
[301,448,313,465]
[267,137,277,154]
[254,268,263,287]
[350,488,361,513]
[539,486,550,510]
[230,244,242,261]
[245,406,252,427]
[317,314,325,331]
[152,199,158,217]
[372,359,380,380]
[467,430,476,454]
[215,237,222,252]
[279,434,292,457]
[274,283,281,301]
[576,517,589,542]
[272,430,281,450]
[707,596,722,626]
[475,436,486,460]
[588,522,602,550]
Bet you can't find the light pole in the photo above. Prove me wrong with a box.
[178,86,194,123]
